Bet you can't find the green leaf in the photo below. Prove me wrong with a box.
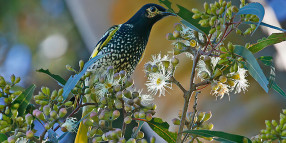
[0,134,7,142]
[272,82,286,97]
[234,45,269,93]
[147,117,177,143]
[37,68,66,86]
[158,0,175,13]
[258,56,275,89]
[183,130,251,143]
[236,2,265,34]
[158,0,210,34]
[62,54,105,101]
[11,84,36,117]
[249,33,286,53]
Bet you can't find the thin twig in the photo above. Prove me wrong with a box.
[182,91,200,142]
[121,100,127,137]
[170,76,187,93]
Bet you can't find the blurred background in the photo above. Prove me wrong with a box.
[0,0,285,141]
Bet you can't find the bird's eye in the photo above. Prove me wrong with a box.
[150,7,156,12]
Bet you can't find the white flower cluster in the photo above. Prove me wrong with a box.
[144,54,174,97]
[197,57,249,99]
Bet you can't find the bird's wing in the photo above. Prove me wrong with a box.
[90,25,120,58]
[75,25,120,143]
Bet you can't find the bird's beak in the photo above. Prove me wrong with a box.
[160,11,176,17]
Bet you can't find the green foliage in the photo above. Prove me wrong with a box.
[147,117,177,143]
[159,0,210,34]
[37,69,67,86]
[0,134,7,142]
[249,33,286,53]
[11,84,36,117]
[184,130,251,143]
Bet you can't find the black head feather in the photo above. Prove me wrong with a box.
[125,3,175,37]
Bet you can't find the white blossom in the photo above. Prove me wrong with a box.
[146,67,172,97]
[233,67,249,94]
[16,137,28,143]
[61,117,78,132]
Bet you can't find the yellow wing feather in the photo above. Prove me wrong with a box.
[75,26,119,143]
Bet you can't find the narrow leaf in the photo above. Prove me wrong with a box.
[0,134,7,142]
[234,45,269,92]
[249,33,286,53]
[37,68,66,86]
[177,4,210,34]
[11,84,36,117]
[243,21,286,32]
[272,82,286,97]
[158,0,210,34]
[158,0,175,13]
[236,2,265,34]
[48,129,59,143]
[146,117,177,143]
[62,54,105,101]
[258,56,275,89]
[183,130,251,143]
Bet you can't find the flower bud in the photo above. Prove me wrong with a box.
[43,105,51,116]
[25,113,33,125]
[192,14,201,19]
[173,30,180,38]
[124,104,132,112]
[172,118,181,125]
[112,110,120,119]
[171,57,179,67]
[125,77,133,88]
[219,76,227,83]
[115,100,123,109]
[8,136,16,143]
[79,60,84,71]
[59,108,67,118]
[203,111,212,122]
[136,131,144,139]
[26,130,34,139]
[50,110,57,119]
[124,116,132,124]
[139,112,146,119]
[123,90,132,99]
[209,28,216,34]
[99,120,106,127]
[192,8,200,14]
[15,77,21,84]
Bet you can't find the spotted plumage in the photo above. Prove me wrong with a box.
[88,3,175,74]
[75,3,175,143]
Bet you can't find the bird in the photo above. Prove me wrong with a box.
[75,3,175,143]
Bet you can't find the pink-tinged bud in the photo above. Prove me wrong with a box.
[59,108,67,118]
[36,111,45,120]
[8,136,16,143]
[32,109,40,116]
[50,110,57,119]
[112,110,120,119]
[26,130,34,139]
[146,113,153,121]
[124,116,132,124]
[25,113,33,125]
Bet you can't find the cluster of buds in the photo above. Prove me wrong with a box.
[252,109,286,143]
[172,111,213,142]
[80,66,156,142]
[33,87,71,133]
[0,75,35,142]
[166,23,205,57]
[192,0,259,37]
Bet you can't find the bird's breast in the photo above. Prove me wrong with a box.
[97,25,148,74]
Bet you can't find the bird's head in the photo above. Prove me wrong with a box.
[125,3,175,28]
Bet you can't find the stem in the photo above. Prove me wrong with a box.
[176,51,201,143]
[182,92,200,142]
[170,76,187,93]
[121,100,127,137]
